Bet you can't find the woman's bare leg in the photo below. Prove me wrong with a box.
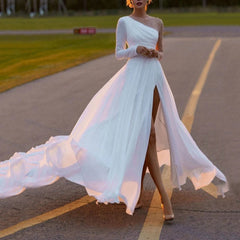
[137,87,173,218]
[136,87,160,207]
[146,118,174,217]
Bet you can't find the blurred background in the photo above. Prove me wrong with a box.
[0,0,239,17]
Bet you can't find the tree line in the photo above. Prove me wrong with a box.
[66,0,240,10]
[5,0,240,12]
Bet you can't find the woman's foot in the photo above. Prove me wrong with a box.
[161,201,174,222]
[163,213,174,222]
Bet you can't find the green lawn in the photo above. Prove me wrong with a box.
[0,11,239,93]
[0,34,115,92]
[0,12,239,30]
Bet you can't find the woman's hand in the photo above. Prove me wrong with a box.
[137,46,163,60]
[148,49,163,60]
[136,46,151,57]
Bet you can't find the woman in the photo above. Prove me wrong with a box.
[0,0,228,222]
[122,0,174,220]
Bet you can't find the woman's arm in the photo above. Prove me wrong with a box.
[115,18,139,60]
[156,19,164,53]
[156,18,164,60]
[146,18,164,60]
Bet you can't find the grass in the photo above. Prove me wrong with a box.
[0,34,115,93]
[0,11,239,92]
[0,12,239,30]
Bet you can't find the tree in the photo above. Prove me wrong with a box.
[83,0,87,11]
[202,0,207,7]
[159,0,163,9]
[58,0,67,14]
[0,0,4,14]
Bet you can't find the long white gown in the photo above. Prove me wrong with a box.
[0,16,228,215]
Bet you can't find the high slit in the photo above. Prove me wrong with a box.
[141,85,160,174]
[152,86,160,122]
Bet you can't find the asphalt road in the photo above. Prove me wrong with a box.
[0,35,240,240]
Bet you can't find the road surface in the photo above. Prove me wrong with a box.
[0,32,240,239]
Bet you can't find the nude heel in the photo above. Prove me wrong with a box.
[163,214,174,222]
[161,203,174,222]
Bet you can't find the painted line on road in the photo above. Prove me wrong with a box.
[0,39,222,239]
[182,38,222,199]
[138,165,172,240]
[0,195,96,238]
[182,39,222,132]
[138,38,222,240]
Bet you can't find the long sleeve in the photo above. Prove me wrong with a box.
[115,18,138,60]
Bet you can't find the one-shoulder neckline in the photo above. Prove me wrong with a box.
[127,16,159,35]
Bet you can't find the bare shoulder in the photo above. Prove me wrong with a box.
[154,17,164,28]
[149,16,164,31]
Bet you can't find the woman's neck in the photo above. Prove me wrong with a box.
[131,8,147,18]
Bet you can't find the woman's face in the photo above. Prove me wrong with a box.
[132,0,148,9]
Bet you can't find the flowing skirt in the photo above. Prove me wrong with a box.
[0,56,228,215]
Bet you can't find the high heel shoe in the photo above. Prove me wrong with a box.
[163,214,174,222]
[161,203,174,222]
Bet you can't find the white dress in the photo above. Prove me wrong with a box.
[0,16,228,215]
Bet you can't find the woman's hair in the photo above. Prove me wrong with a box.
[126,0,152,10]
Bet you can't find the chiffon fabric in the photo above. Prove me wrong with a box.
[0,16,228,215]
